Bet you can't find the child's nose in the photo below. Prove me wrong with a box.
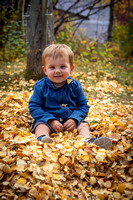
[55,68,61,73]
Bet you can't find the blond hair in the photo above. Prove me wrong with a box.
[42,44,74,66]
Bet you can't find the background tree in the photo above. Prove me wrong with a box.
[107,0,114,41]
[26,0,54,80]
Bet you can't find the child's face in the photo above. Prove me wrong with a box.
[42,56,74,88]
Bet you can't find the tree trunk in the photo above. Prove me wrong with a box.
[107,0,114,41]
[26,0,54,80]
[127,0,131,42]
[17,0,25,24]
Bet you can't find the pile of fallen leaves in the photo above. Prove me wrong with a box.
[0,76,133,200]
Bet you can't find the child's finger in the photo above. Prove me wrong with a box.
[55,123,63,132]
[64,122,75,131]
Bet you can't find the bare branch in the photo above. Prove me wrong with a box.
[54,0,122,34]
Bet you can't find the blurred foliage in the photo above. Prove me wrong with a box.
[113,22,133,58]
[55,23,133,86]
[0,6,26,62]
[56,24,114,64]
[113,0,133,58]
[114,0,133,24]
[0,9,132,86]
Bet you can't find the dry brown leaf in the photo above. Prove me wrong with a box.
[29,187,38,196]
[103,181,112,188]
[97,193,105,200]
[116,183,126,193]
[95,152,106,162]
[90,177,97,185]
[113,192,121,199]
[3,164,11,174]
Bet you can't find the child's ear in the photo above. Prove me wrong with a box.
[42,66,47,75]
[70,65,75,73]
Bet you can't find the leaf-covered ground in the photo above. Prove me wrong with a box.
[0,63,133,200]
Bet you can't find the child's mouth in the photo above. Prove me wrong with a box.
[54,75,62,78]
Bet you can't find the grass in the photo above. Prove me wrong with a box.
[0,49,133,105]
[74,54,133,86]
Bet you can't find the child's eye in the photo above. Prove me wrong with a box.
[50,66,55,69]
[60,65,65,69]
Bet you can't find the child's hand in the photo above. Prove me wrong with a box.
[48,119,63,133]
[63,119,76,132]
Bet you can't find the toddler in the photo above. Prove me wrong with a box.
[29,44,112,150]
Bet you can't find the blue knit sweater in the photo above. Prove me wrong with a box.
[29,77,90,125]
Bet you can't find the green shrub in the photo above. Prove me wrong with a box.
[55,24,87,56]
[56,24,114,74]
[113,22,133,58]
[0,7,26,61]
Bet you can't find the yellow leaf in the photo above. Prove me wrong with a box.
[60,148,66,154]
[17,165,25,171]
[18,136,31,143]
[116,183,126,193]
[6,72,11,75]
[117,145,124,152]
[74,138,85,148]
[17,159,27,166]
[95,153,105,162]
[3,164,11,174]
[7,65,11,69]
[0,151,6,157]
[0,170,3,177]
[17,177,27,184]
[29,187,37,196]
[53,173,60,180]
[67,79,72,84]
[110,117,118,122]
[51,152,59,162]
[90,177,96,185]
[104,181,112,188]
[115,121,122,126]
[16,159,27,171]
[2,181,9,186]
[83,154,91,162]
[60,118,63,122]
[2,156,11,162]
[41,163,53,172]
[56,144,64,149]
[97,193,105,200]
[73,129,77,134]
[61,104,67,107]
[109,123,115,132]
[59,156,70,165]
[113,192,121,199]
[40,183,53,190]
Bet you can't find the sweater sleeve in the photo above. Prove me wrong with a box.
[68,82,90,125]
[28,81,56,124]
